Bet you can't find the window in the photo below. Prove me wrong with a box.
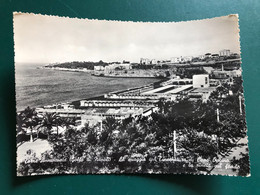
[205,77,208,84]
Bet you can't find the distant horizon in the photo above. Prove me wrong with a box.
[14,13,240,66]
[15,48,238,66]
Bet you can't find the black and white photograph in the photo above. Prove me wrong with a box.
[14,13,250,176]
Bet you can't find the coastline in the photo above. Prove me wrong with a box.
[91,74,161,79]
[42,66,167,79]
[58,78,164,109]
[42,66,94,73]
[18,76,163,112]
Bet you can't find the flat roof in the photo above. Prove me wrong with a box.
[164,85,193,94]
[190,87,216,93]
[142,85,175,94]
[84,107,143,115]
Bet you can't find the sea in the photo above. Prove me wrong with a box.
[15,63,159,112]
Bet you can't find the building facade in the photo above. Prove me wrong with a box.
[192,74,210,88]
[219,49,231,56]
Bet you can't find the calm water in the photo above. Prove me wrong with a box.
[15,63,159,111]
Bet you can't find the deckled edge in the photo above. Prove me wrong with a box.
[13,11,18,177]
[236,13,251,177]
[12,12,250,177]
[13,11,238,25]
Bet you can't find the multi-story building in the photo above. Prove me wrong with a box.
[171,56,193,63]
[188,74,216,102]
[198,55,205,60]
[219,49,231,56]
[182,56,193,62]
[94,66,105,71]
[140,58,159,65]
[192,74,210,88]
[140,58,151,65]
[171,57,183,63]
[204,53,212,58]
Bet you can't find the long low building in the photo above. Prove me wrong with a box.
[36,108,85,118]
[142,84,193,95]
[212,69,242,79]
[80,100,156,108]
[164,85,193,94]
[81,107,157,126]
[142,85,176,94]
[188,87,216,102]
[160,78,192,86]
[104,93,175,100]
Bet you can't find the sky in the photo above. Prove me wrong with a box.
[13,13,241,65]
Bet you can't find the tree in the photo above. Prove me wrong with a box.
[20,107,39,142]
[16,112,28,144]
[16,112,26,134]
[97,117,120,147]
[121,115,133,129]
[230,148,250,176]
[178,127,219,169]
[60,117,76,131]
[103,117,120,132]
[38,112,60,139]
[150,93,248,174]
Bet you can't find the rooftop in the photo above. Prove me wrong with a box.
[190,87,216,93]
[83,107,144,116]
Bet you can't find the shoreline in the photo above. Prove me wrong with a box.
[64,78,164,109]
[17,78,164,113]
[91,74,165,79]
[42,66,168,79]
[42,66,94,73]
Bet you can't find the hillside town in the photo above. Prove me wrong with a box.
[43,49,241,78]
[89,49,241,78]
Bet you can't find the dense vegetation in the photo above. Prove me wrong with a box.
[17,78,249,176]
[177,67,208,78]
[45,60,109,70]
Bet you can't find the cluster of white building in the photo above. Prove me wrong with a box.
[219,49,231,56]
[170,56,193,63]
[94,63,131,74]
[92,50,238,72]
[139,49,237,65]
[140,58,157,65]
